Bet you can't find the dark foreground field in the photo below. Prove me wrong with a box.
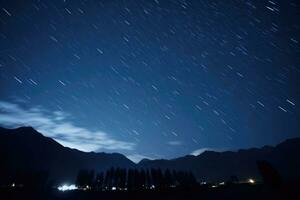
[1,184,299,200]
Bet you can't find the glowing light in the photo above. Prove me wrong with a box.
[11,183,15,187]
[248,179,255,184]
[112,186,117,191]
[150,185,155,189]
[58,184,78,191]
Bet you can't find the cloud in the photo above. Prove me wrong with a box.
[167,140,182,146]
[190,148,213,156]
[0,101,135,152]
[126,154,156,163]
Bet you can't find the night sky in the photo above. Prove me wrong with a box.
[0,0,299,162]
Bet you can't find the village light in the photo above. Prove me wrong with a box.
[150,185,155,189]
[248,178,255,184]
[58,184,78,191]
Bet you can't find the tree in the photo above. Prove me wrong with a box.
[76,169,95,188]
[95,172,104,190]
[120,168,127,189]
[257,160,282,188]
[127,169,135,190]
[227,175,239,185]
[104,167,115,189]
[164,169,173,188]
[93,167,198,191]
[139,169,146,189]
[145,169,152,188]
[133,169,140,190]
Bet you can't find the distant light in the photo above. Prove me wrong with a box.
[212,185,217,188]
[248,179,255,184]
[150,185,155,189]
[58,184,78,191]
[219,182,225,185]
[112,186,117,191]
[11,183,15,187]
[82,185,90,191]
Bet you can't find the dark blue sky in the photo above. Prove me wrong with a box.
[0,0,299,162]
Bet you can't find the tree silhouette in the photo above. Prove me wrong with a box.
[104,167,116,189]
[164,169,173,188]
[257,160,282,188]
[227,175,239,185]
[127,169,135,190]
[145,169,152,188]
[76,169,95,188]
[120,168,127,189]
[139,169,146,189]
[133,169,141,190]
[95,172,104,190]
[76,167,198,191]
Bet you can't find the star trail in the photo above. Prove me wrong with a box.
[0,0,299,162]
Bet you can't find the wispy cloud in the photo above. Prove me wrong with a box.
[0,101,135,152]
[167,140,182,146]
[190,148,214,156]
[126,154,157,163]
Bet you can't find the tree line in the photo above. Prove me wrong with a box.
[76,168,198,190]
[0,161,282,190]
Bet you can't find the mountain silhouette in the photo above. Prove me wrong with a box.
[1,126,300,184]
[0,127,135,184]
[139,138,300,182]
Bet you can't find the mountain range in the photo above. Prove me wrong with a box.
[0,126,299,183]
[0,127,135,184]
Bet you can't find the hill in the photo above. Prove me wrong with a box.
[0,127,135,184]
[1,126,300,183]
[138,138,300,182]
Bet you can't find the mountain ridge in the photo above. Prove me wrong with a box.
[1,126,300,183]
[0,126,135,184]
[138,137,300,182]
